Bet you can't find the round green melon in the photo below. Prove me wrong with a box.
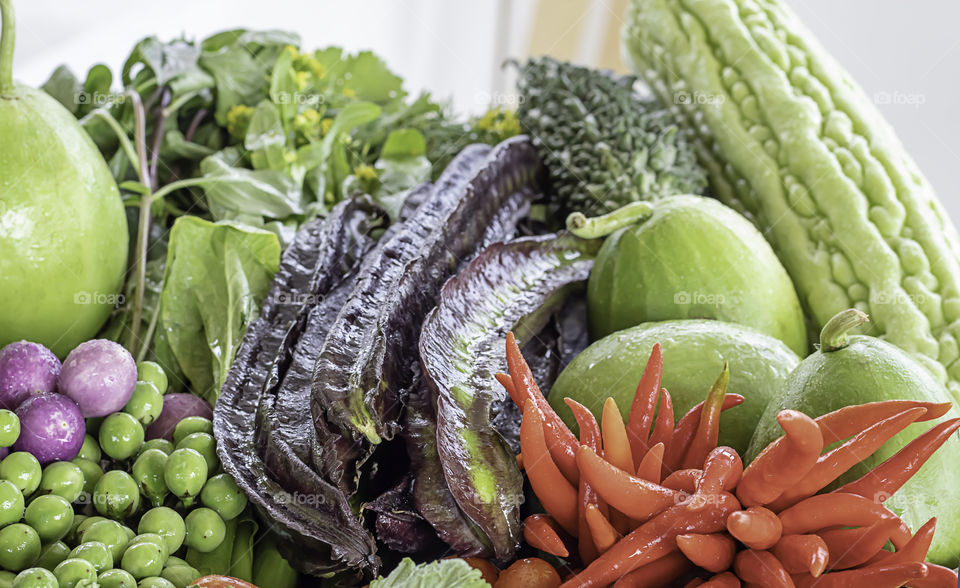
[587,195,808,356]
[0,3,128,356]
[746,310,960,565]
[549,319,800,453]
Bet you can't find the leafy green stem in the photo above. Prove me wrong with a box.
[127,91,155,355]
[0,0,15,95]
[81,109,140,174]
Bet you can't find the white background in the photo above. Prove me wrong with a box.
[10,0,960,222]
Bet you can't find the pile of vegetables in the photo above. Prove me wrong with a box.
[505,334,960,587]
[40,21,520,401]
[0,338,292,587]
[3,0,960,583]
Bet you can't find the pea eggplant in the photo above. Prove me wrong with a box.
[418,233,599,560]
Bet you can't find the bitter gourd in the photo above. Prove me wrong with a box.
[623,0,960,397]
[516,57,707,215]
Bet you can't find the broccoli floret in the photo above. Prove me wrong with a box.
[516,57,707,215]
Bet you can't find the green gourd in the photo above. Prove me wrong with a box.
[583,195,808,356]
[0,0,127,356]
[747,310,960,564]
[623,0,960,398]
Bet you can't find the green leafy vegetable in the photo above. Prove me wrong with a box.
[370,558,487,588]
[157,216,281,401]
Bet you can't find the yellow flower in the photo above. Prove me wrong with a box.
[321,118,334,135]
[284,45,299,59]
[226,104,255,138]
[354,163,377,182]
[342,87,356,99]
[295,71,310,91]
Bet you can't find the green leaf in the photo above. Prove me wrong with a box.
[122,36,201,86]
[41,65,82,113]
[371,129,431,219]
[118,181,151,196]
[341,51,404,103]
[199,44,270,125]
[381,128,427,158]
[228,517,258,582]
[245,101,287,171]
[83,64,113,98]
[157,217,281,401]
[269,46,299,127]
[371,558,487,588]
[199,152,304,219]
[161,129,215,161]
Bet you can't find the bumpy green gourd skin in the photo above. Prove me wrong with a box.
[550,319,800,454]
[746,334,960,564]
[516,57,707,215]
[624,0,960,398]
[588,195,808,355]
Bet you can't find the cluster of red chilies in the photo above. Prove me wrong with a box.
[497,333,960,587]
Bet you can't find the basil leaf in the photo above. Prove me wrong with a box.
[157,217,281,401]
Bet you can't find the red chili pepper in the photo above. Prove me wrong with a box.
[736,410,823,507]
[769,407,925,510]
[698,572,741,588]
[732,549,792,588]
[698,446,742,495]
[814,400,951,446]
[636,442,665,484]
[647,389,674,465]
[625,344,662,465]
[676,532,736,573]
[726,506,782,551]
[792,562,928,588]
[576,446,680,522]
[662,469,701,494]
[834,418,960,504]
[584,503,620,554]
[680,364,729,469]
[778,493,905,536]
[506,332,580,485]
[602,397,636,475]
[520,400,579,536]
[495,372,518,404]
[909,564,959,588]
[820,518,900,570]
[771,534,829,577]
[560,491,740,588]
[612,551,692,588]
[566,397,606,563]
[523,514,570,558]
[883,517,936,565]
[664,394,744,473]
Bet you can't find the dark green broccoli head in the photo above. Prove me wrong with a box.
[516,56,707,216]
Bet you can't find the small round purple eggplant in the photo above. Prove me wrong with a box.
[145,394,213,441]
[13,393,85,464]
[0,341,60,410]
[58,340,137,418]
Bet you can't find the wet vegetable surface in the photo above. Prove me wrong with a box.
[419,233,599,560]
[215,196,387,577]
